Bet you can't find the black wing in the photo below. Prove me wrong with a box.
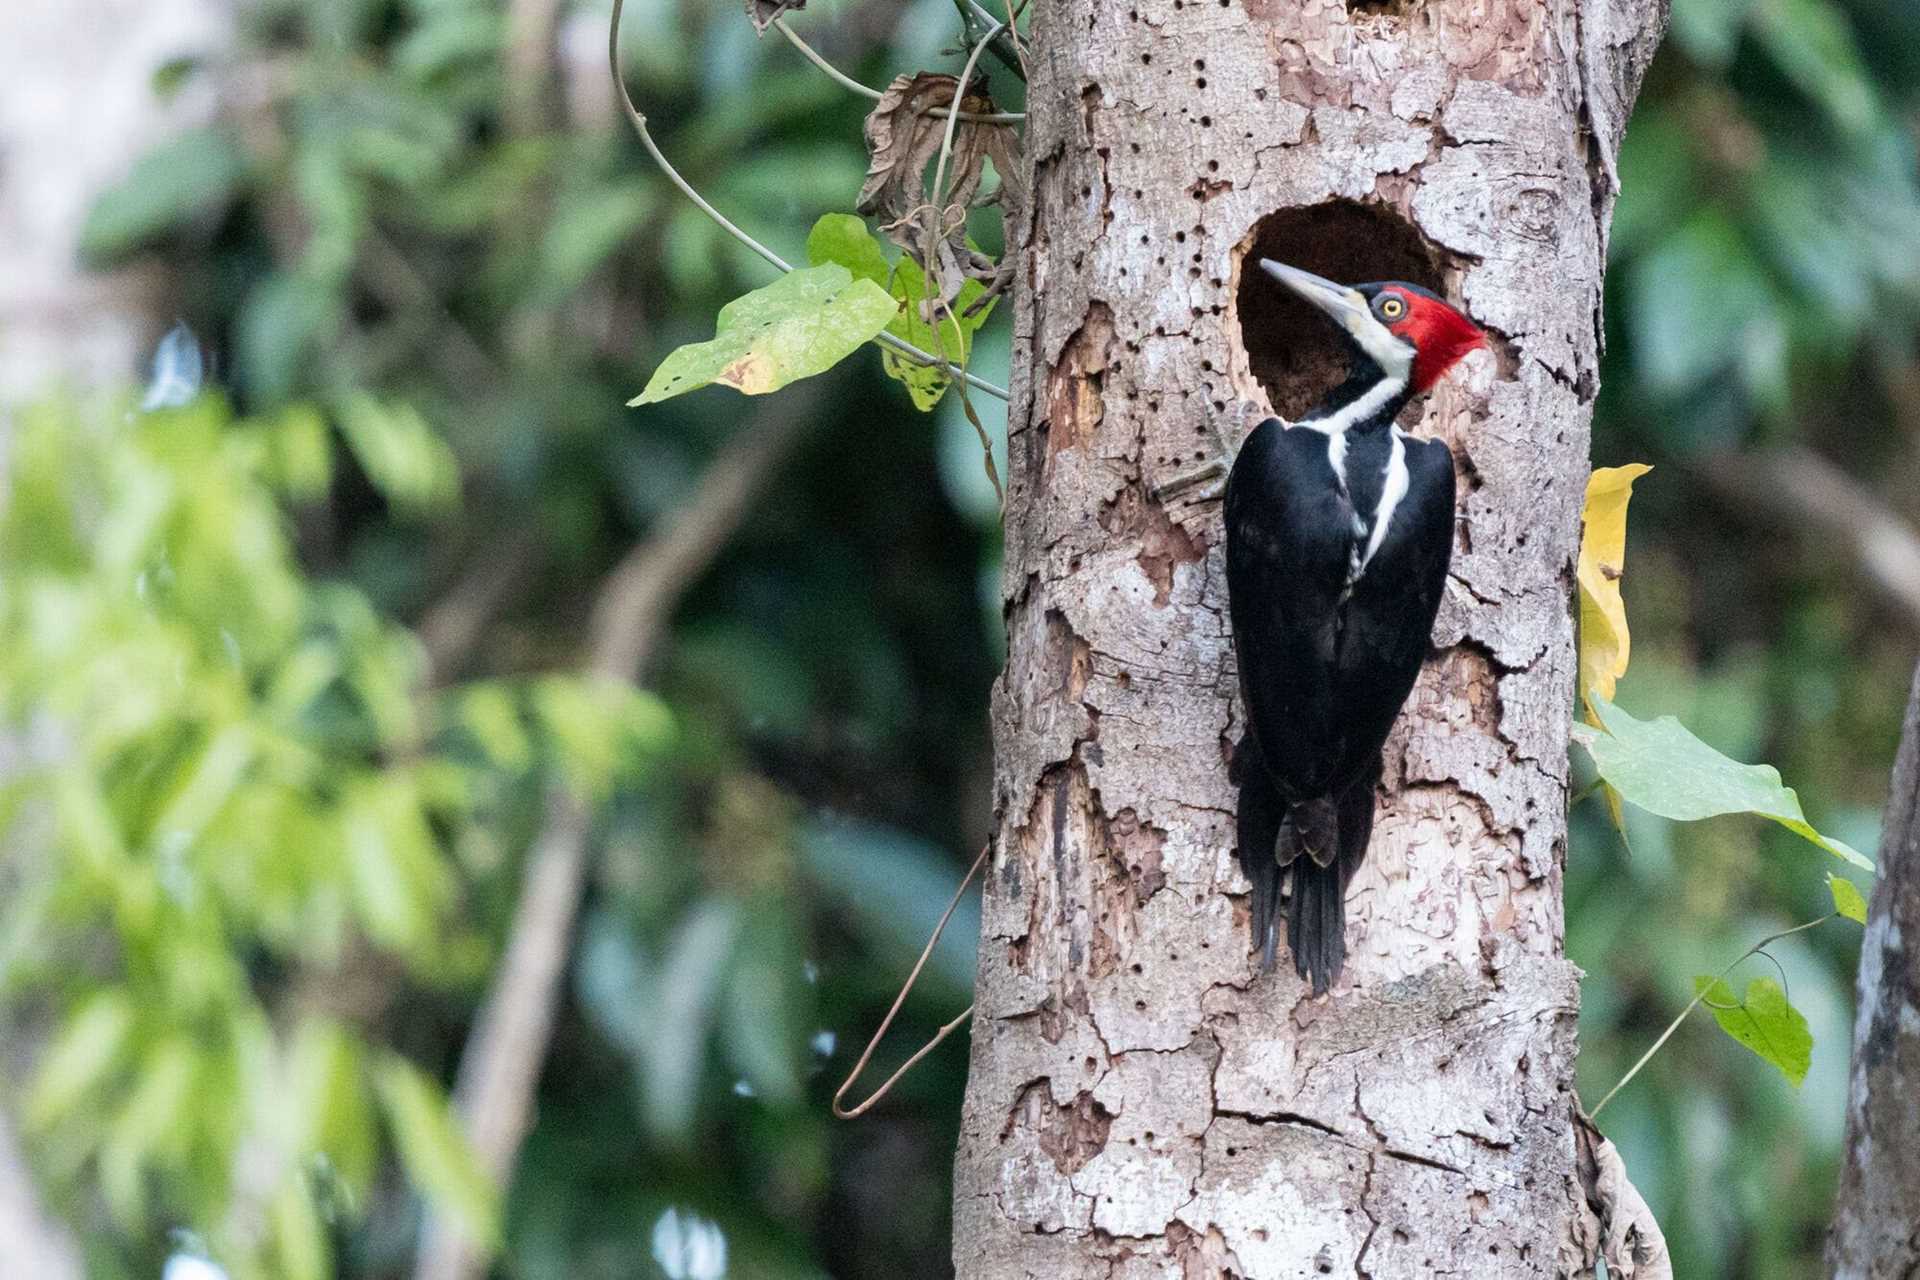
[1330,435,1456,786]
[1224,419,1355,800]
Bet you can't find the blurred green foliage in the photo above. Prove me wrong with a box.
[7,0,1006,1277]
[2,0,1917,1275]
[1607,0,1920,440]
[1579,0,1920,1273]
[0,391,670,1276]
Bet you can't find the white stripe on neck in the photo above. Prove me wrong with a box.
[1297,375,1405,490]
[1355,430,1410,581]
[1300,375,1405,438]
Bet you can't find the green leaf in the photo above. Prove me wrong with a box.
[393,8,504,78]
[1752,0,1879,137]
[151,725,256,848]
[111,1035,198,1161]
[341,776,449,953]
[373,1055,498,1245]
[151,55,204,102]
[1692,975,1812,1086]
[1828,873,1869,924]
[260,405,335,499]
[26,991,134,1129]
[1669,0,1756,66]
[799,817,978,997]
[577,902,741,1142]
[720,900,808,1106]
[531,676,673,797]
[337,396,460,516]
[1576,695,1874,870]
[632,265,898,405]
[535,180,655,303]
[459,684,533,773]
[883,256,995,411]
[285,1018,377,1198]
[805,213,892,286]
[805,214,997,411]
[271,1179,330,1280]
[80,127,248,262]
[237,275,342,406]
[646,902,741,1138]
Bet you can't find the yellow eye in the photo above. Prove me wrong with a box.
[1379,295,1406,320]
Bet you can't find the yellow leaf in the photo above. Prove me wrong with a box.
[1577,463,1652,721]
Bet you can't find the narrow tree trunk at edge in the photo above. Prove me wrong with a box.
[953,1,1668,1274]
[1828,660,1920,1276]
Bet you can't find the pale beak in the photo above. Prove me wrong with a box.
[1259,259,1373,334]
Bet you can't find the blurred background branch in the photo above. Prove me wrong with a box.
[1697,446,1920,631]
[418,528,544,685]
[505,0,565,138]
[413,388,820,1280]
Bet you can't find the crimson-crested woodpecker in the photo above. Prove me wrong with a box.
[1228,259,1484,994]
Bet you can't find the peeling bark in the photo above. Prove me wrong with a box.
[954,0,1667,1274]
[1828,661,1920,1277]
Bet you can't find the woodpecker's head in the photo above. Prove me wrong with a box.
[1259,259,1484,394]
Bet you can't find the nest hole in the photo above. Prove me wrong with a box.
[1232,200,1451,421]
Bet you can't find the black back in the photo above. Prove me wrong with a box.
[1224,418,1455,798]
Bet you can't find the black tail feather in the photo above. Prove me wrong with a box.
[1233,739,1285,970]
[1285,755,1384,995]
[1236,739,1386,990]
[1287,852,1346,996]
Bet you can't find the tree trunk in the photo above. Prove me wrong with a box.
[954,1,1667,1275]
[1828,661,1920,1276]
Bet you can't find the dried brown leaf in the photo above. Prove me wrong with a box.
[746,0,804,35]
[857,73,962,223]
[1574,1115,1672,1279]
[856,72,1022,322]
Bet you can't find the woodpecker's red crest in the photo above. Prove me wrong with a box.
[1371,283,1486,393]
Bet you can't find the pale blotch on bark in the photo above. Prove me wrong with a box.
[954,0,1668,1275]
[1828,661,1920,1278]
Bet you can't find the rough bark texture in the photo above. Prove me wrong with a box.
[1828,660,1920,1277]
[953,1,1667,1275]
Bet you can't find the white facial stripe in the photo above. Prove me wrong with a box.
[1346,309,1413,381]
[1355,431,1410,580]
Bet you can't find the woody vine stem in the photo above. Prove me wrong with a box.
[608,0,1012,403]
[1589,912,1836,1117]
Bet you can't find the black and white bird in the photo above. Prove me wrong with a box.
[1227,258,1484,994]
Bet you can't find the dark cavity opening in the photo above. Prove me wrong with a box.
[1232,200,1449,421]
